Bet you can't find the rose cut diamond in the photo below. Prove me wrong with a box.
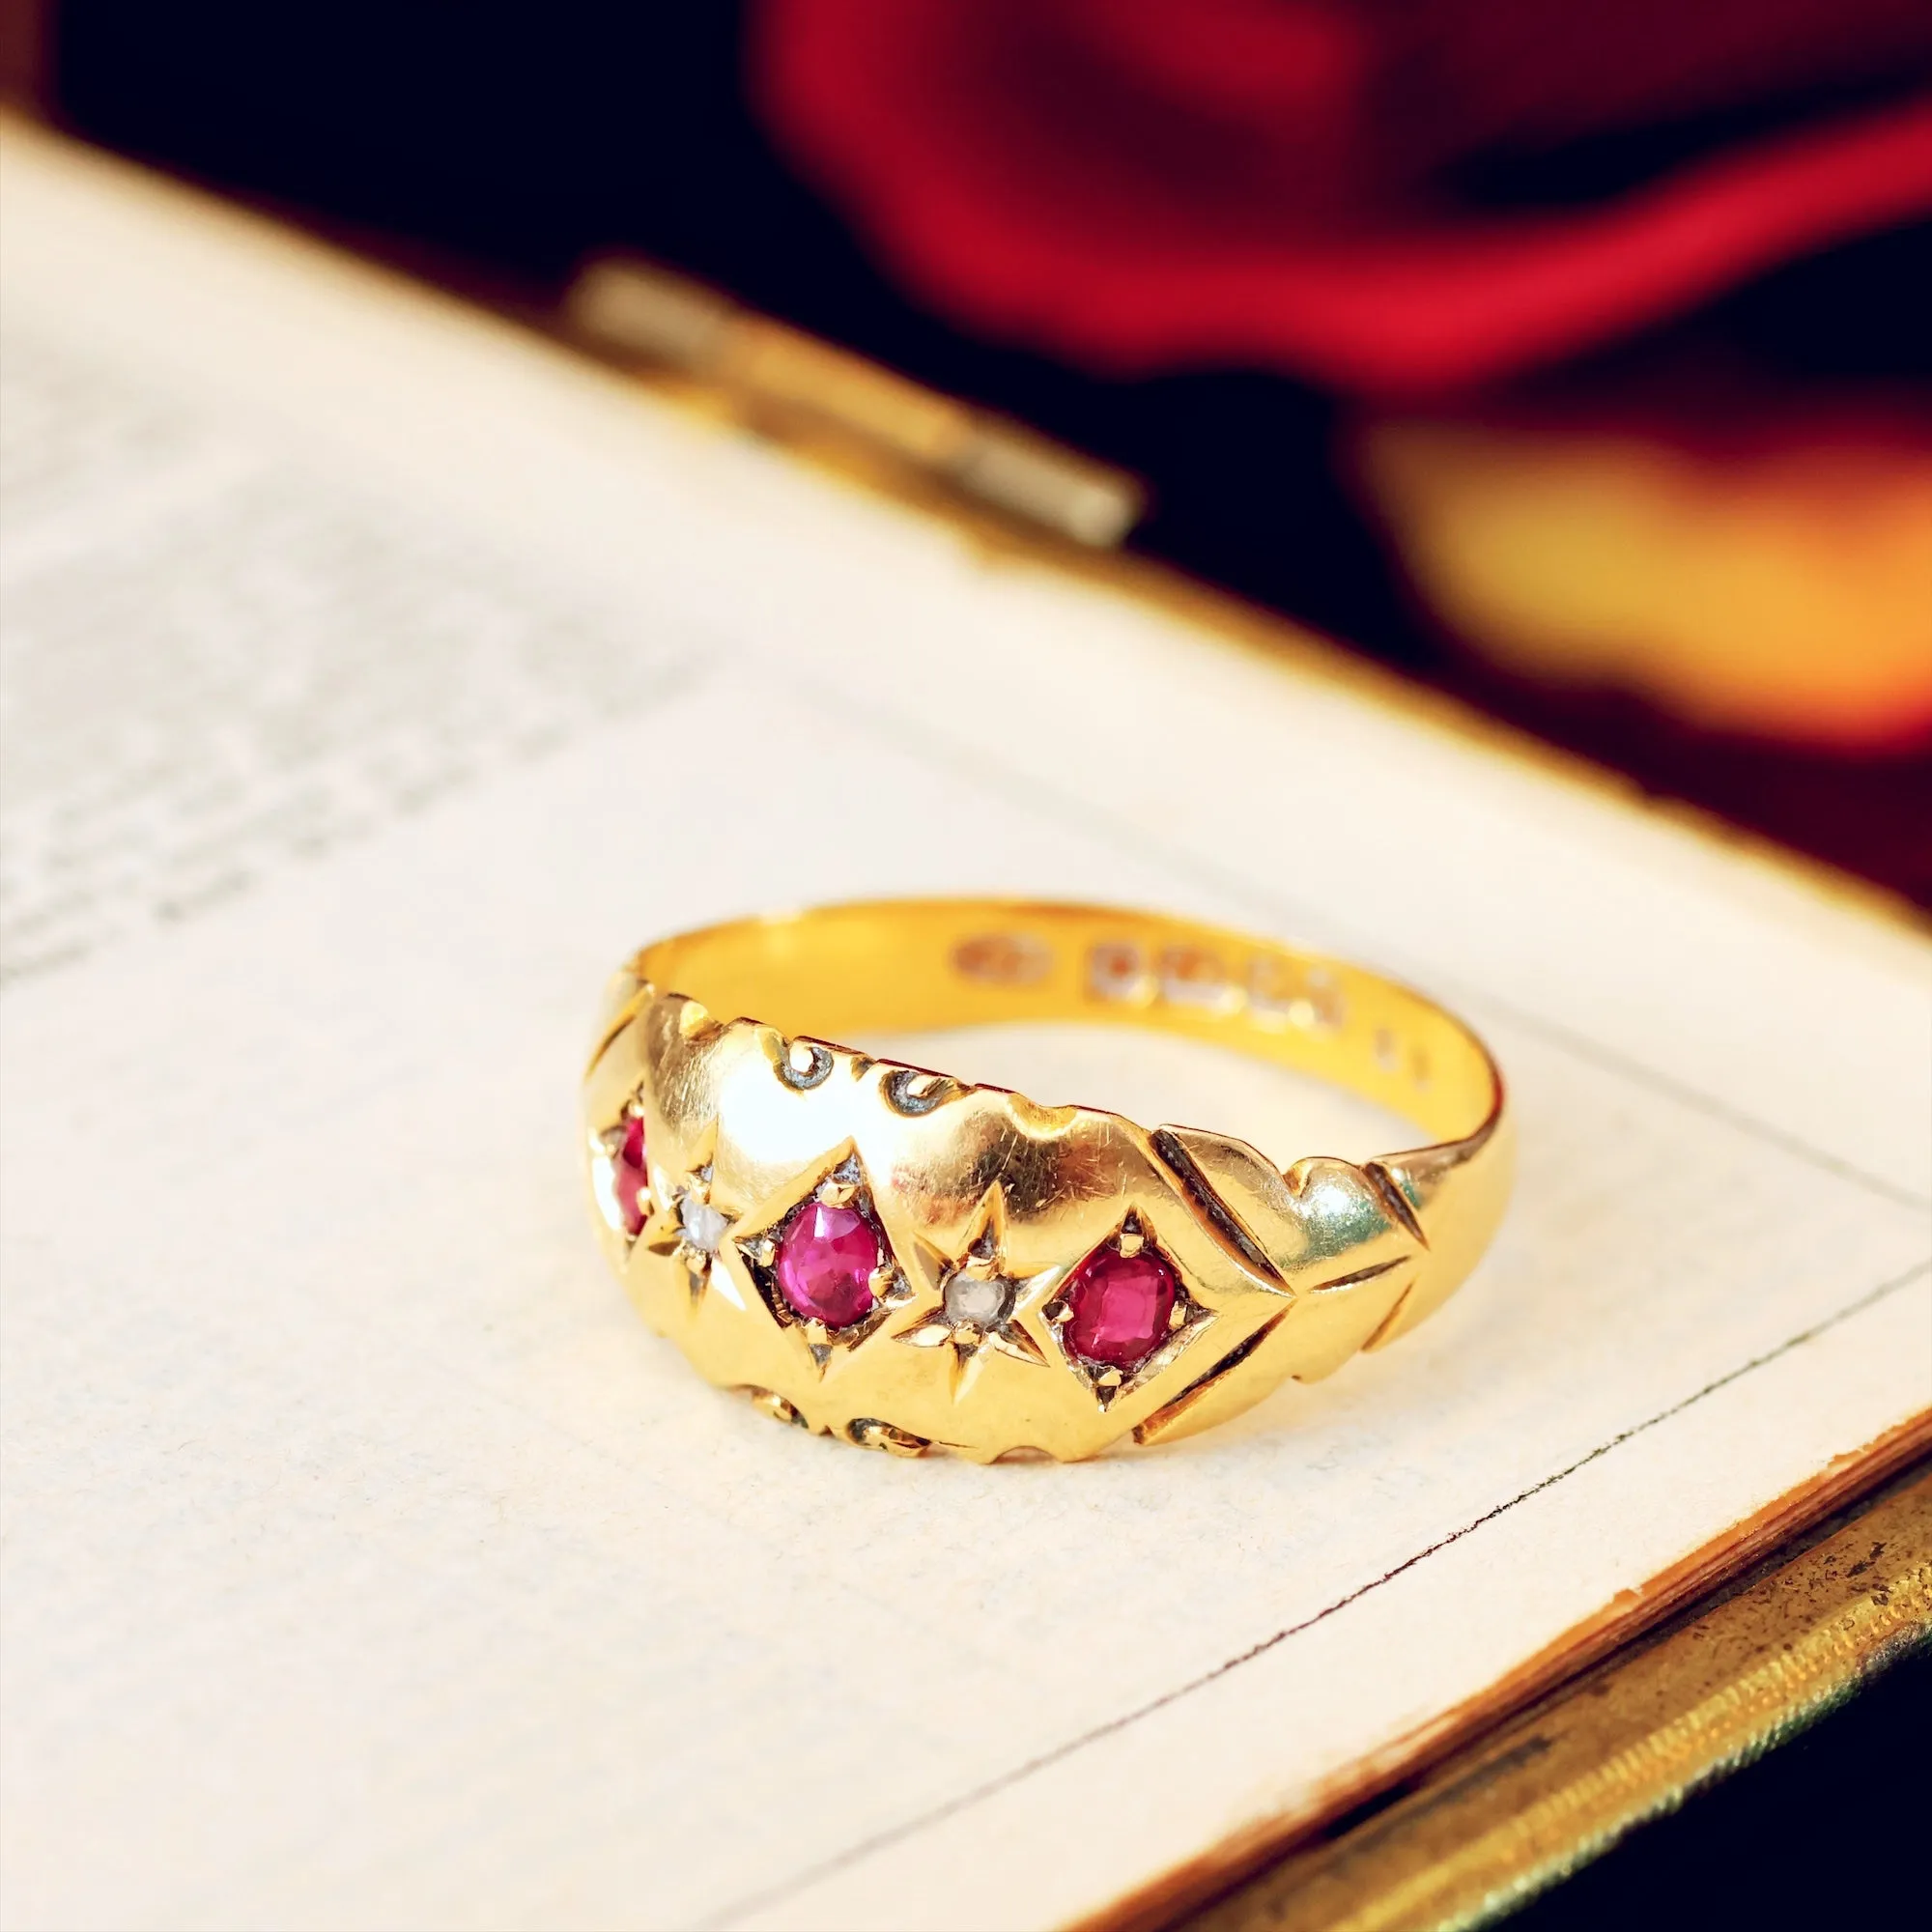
[678,1195,729,1254]
[943,1272,1012,1328]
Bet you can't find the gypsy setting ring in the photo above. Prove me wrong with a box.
[582,900,1513,1462]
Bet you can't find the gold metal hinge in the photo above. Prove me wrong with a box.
[564,254,1145,549]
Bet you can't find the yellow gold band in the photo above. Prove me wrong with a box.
[582,900,1513,1462]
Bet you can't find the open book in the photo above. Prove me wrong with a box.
[2,120,1927,1932]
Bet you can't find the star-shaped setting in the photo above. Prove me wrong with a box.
[589,1102,651,1242]
[737,1156,914,1373]
[897,1189,1046,1397]
[1043,1213,1210,1409]
[646,1158,735,1306]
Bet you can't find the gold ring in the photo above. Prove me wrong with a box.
[582,900,1513,1462]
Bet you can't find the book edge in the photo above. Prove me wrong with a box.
[1076,1406,1932,1932]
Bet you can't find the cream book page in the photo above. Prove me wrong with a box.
[1,123,1927,1932]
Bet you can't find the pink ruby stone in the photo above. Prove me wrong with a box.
[775,1202,882,1328]
[1063,1244,1177,1370]
[613,1117,649,1237]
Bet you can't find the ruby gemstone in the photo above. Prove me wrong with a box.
[774,1202,883,1328]
[1062,1244,1178,1370]
[613,1117,649,1237]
